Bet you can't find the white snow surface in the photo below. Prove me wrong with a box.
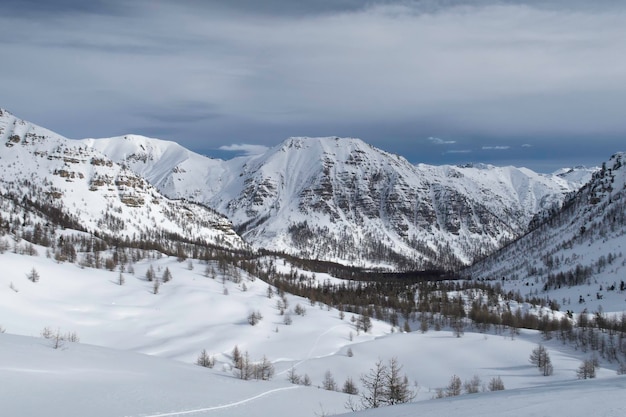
[1,245,625,416]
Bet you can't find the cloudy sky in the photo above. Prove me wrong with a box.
[2,0,625,172]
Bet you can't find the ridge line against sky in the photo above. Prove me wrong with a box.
[1,0,625,172]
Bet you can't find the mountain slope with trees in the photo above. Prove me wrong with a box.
[0,108,245,255]
[87,133,593,270]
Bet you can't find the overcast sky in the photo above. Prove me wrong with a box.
[1,0,625,172]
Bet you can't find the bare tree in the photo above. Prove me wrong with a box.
[162,267,172,283]
[446,374,462,397]
[287,367,301,384]
[146,264,155,281]
[360,360,388,408]
[236,351,254,380]
[530,344,554,376]
[248,311,263,325]
[232,345,242,369]
[488,376,505,391]
[385,357,415,404]
[342,377,359,395]
[27,267,40,283]
[41,326,79,346]
[255,355,275,380]
[196,349,215,368]
[294,303,307,316]
[463,375,482,394]
[576,358,597,379]
[322,370,337,391]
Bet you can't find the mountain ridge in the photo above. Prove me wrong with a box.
[90,134,593,269]
[0,108,596,269]
[0,108,245,252]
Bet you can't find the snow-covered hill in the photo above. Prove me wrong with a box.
[0,108,243,250]
[88,134,593,269]
[1,244,624,417]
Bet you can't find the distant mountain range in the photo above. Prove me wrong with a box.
[0,108,597,269]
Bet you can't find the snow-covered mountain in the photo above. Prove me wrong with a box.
[0,108,595,269]
[88,134,592,269]
[465,152,626,299]
[0,109,244,250]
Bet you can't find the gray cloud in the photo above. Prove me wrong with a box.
[1,0,625,172]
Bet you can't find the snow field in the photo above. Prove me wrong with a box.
[2,246,625,416]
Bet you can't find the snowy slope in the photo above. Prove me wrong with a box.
[0,109,243,249]
[340,376,626,417]
[466,152,626,315]
[87,134,593,269]
[1,244,625,417]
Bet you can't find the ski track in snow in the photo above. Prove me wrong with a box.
[276,324,344,376]
[132,386,301,417]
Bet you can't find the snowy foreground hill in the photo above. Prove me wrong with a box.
[0,108,592,269]
[1,247,626,417]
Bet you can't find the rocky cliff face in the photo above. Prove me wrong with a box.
[0,109,244,250]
